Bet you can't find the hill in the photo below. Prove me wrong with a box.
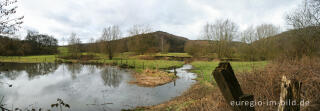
[251,26,320,59]
[112,31,189,54]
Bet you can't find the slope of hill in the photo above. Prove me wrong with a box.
[115,31,189,53]
[251,26,320,59]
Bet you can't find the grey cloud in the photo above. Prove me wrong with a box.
[17,0,301,44]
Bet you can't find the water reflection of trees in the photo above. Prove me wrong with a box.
[88,64,97,74]
[100,67,122,87]
[25,63,58,79]
[66,64,83,79]
[0,63,58,80]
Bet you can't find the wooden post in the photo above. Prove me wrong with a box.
[174,67,177,76]
[212,62,254,111]
[278,76,301,111]
[142,62,144,69]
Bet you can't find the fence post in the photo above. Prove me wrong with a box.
[278,76,301,111]
[142,62,144,69]
[174,66,177,76]
[212,62,254,111]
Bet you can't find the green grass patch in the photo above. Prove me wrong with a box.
[91,59,184,72]
[0,55,56,63]
[155,53,192,57]
[115,52,192,59]
[191,61,268,84]
[57,47,69,55]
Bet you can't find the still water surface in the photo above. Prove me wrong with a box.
[0,63,196,111]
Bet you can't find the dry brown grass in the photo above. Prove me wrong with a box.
[238,57,320,111]
[129,69,177,87]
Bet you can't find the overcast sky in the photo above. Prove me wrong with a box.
[16,0,301,44]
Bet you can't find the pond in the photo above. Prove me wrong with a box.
[0,63,196,111]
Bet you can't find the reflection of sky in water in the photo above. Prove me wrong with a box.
[0,63,196,111]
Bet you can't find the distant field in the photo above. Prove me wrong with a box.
[57,47,69,55]
[191,61,268,83]
[0,55,56,63]
[154,53,192,57]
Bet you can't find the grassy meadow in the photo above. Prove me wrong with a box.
[0,55,56,63]
[190,61,268,83]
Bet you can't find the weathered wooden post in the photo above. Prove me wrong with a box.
[173,66,177,76]
[278,76,301,111]
[212,62,254,111]
[142,62,145,69]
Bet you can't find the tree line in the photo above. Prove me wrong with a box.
[0,31,58,56]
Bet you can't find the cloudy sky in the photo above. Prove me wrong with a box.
[16,0,301,44]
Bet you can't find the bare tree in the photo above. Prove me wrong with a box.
[255,24,280,60]
[0,0,24,35]
[286,0,320,57]
[240,26,258,60]
[61,37,64,46]
[68,33,81,57]
[100,25,121,60]
[87,37,96,53]
[239,24,280,60]
[286,0,320,29]
[202,19,238,58]
[256,24,280,39]
[241,26,256,44]
[127,24,153,36]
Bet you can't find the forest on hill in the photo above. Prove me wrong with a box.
[1,25,319,61]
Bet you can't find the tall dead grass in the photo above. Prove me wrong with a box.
[238,57,320,111]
